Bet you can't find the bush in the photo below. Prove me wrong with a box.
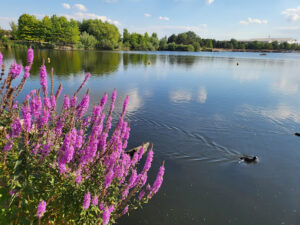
[79,32,98,50]
[0,49,165,224]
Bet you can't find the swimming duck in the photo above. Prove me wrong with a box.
[294,133,300,137]
[240,156,258,163]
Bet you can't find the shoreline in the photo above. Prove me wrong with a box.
[1,44,299,54]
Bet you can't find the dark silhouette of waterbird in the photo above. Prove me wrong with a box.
[240,156,258,164]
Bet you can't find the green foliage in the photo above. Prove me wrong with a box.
[5,13,300,52]
[79,19,120,50]
[159,37,168,50]
[50,15,80,45]
[0,51,165,224]
[79,32,98,49]
[10,22,18,40]
[193,42,201,52]
[14,14,80,45]
[17,14,41,41]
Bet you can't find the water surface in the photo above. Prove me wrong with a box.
[2,49,300,225]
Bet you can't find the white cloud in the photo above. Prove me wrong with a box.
[282,6,300,22]
[159,16,170,21]
[238,104,300,124]
[240,17,268,25]
[126,89,143,113]
[74,4,87,12]
[104,0,118,2]
[206,0,214,5]
[144,13,151,18]
[197,87,207,104]
[62,3,71,9]
[63,12,120,26]
[169,90,192,103]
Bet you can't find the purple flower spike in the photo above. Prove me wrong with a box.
[149,163,165,198]
[64,95,70,110]
[0,52,2,65]
[76,94,89,119]
[50,95,56,110]
[37,200,47,218]
[83,73,91,85]
[75,174,82,184]
[21,105,32,132]
[142,148,153,173]
[128,169,137,189]
[99,201,105,211]
[102,207,110,225]
[102,205,114,225]
[10,61,23,79]
[104,169,114,189]
[92,195,98,206]
[122,206,129,215]
[12,101,18,109]
[70,96,77,107]
[40,65,48,93]
[4,141,13,152]
[11,117,21,138]
[83,192,91,210]
[100,93,108,107]
[111,89,117,103]
[24,66,30,79]
[122,96,129,114]
[27,48,34,64]
[138,190,145,201]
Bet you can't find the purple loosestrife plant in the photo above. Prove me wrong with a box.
[37,200,47,218]
[27,48,34,65]
[0,49,165,225]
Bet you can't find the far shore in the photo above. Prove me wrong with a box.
[1,44,300,54]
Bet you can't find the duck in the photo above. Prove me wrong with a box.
[240,156,258,164]
[236,62,239,66]
[294,133,300,137]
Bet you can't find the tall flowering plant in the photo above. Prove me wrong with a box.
[0,49,165,224]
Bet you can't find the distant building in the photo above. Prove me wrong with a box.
[241,38,298,44]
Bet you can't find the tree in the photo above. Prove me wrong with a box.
[230,39,238,49]
[167,42,176,51]
[176,33,188,44]
[41,16,52,42]
[10,22,18,40]
[193,42,201,51]
[123,28,130,48]
[150,33,159,50]
[167,34,177,43]
[159,37,168,50]
[79,32,98,49]
[80,19,120,50]
[50,15,80,45]
[17,14,42,41]
[272,41,279,50]
[208,39,213,49]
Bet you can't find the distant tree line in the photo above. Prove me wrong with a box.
[0,14,299,51]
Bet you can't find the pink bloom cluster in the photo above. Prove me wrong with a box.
[0,49,165,224]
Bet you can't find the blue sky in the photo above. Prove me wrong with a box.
[1,0,300,41]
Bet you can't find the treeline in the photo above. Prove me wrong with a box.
[9,14,80,45]
[0,14,120,50]
[0,13,299,51]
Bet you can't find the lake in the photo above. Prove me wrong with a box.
[2,48,300,225]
